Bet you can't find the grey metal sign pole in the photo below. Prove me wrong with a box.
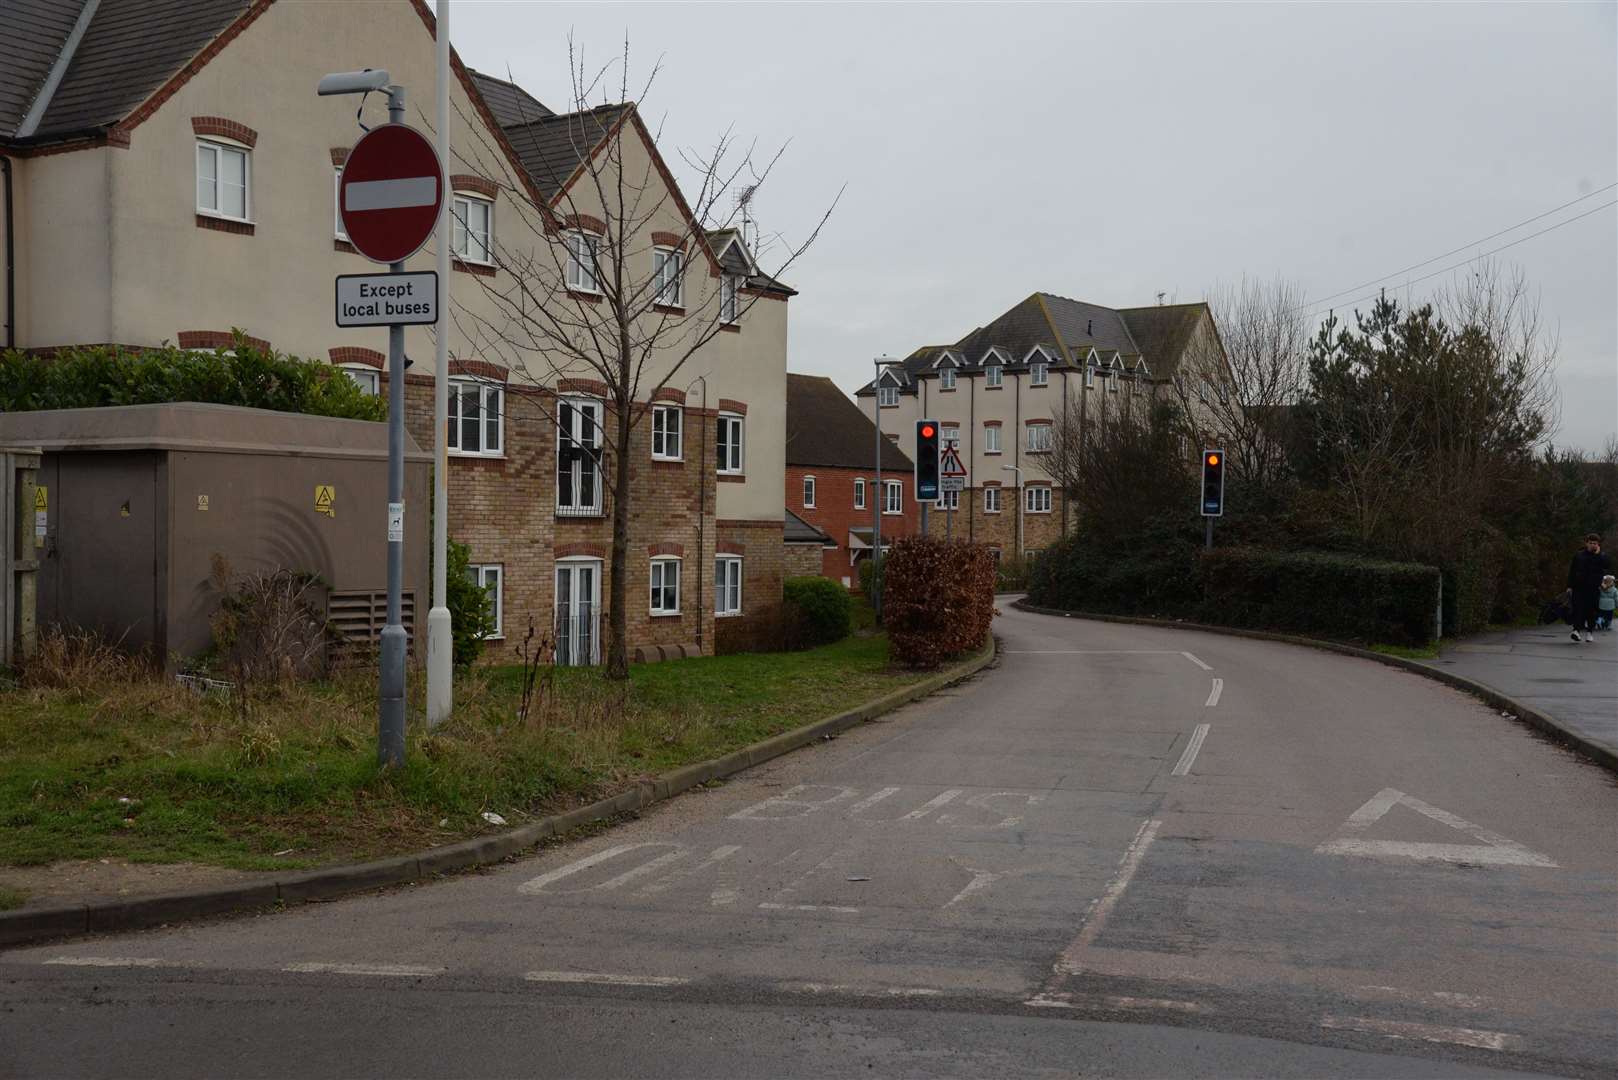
[378,87,408,769]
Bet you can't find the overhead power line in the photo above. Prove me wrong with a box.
[1297,181,1618,315]
[1303,197,1617,321]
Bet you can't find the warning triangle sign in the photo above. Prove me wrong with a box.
[1315,788,1557,867]
[939,444,967,478]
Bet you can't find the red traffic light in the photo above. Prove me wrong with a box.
[920,424,935,438]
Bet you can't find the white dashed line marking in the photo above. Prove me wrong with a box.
[1320,1015,1522,1052]
[283,962,444,978]
[1172,724,1210,777]
[1026,992,1209,1014]
[1053,818,1162,976]
[757,902,860,914]
[524,970,688,988]
[1181,651,1212,671]
[43,956,176,969]
[1356,985,1489,1009]
[1204,678,1223,707]
[778,982,943,999]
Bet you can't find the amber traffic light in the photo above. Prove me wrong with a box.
[1201,449,1225,517]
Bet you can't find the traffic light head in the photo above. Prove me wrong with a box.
[915,419,941,501]
[1201,448,1225,517]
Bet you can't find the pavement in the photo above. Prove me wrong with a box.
[2,600,1614,1079]
[1424,622,1618,758]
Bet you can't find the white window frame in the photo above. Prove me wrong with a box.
[340,364,379,397]
[883,480,903,515]
[984,425,1002,454]
[939,368,956,390]
[942,424,960,447]
[717,412,745,475]
[878,385,899,407]
[1030,361,1049,386]
[650,557,682,616]
[936,488,959,511]
[333,169,347,240]
[452,193,494,265]
[469,563,504,639]
[984,487,1002,514]
[1026,486,1053,514]
[853,478,866,510]
[447,377,504,458]
[196,138,250,222]
[557,397,604,513]
[715,556,743,617]
[985,364,1003,388]
[653,246,685,308]
[1085,366,1096,389]
[565,230,601,294]
[802,475,816,508]
[1026,423,1052,453]
[1199,380,1210,404]
[720,274,740,323]
[651,403,683,461]
[1109,370,1119,393]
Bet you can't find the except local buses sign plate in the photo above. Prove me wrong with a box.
[335,271,438,327]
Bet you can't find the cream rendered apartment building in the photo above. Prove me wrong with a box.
[0,0,794,663]
[859,293,1224,558]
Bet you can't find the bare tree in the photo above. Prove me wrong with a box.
[1165,277,1311,494]
[441,41,837,678]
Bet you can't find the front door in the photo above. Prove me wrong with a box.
[554,560,599,666]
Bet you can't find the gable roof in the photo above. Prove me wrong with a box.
[1,0,253,146]
[503,103,633,201]
[1117,303,1211,379]
[786,374,912,471]
[467,67,552,127]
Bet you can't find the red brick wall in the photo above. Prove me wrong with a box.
[785,464,918,589]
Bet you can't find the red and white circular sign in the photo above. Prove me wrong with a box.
[338,123,443,265]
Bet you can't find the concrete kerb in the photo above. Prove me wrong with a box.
[1012,598,1618,776]
[0,633,997,949]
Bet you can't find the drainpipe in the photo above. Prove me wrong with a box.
[2,156,13,349]
[690,375,708,653]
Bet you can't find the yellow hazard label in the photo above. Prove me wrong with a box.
[34,486,46,511]
[315,485,336,517]
[196,495,209,511]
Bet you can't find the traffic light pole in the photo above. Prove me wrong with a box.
[1205,516,1213,551]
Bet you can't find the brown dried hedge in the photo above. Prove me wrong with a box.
[882,536,995,668]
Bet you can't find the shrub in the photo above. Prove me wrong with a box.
[1198,547,1440,646]
[0,336,386,421]
[782,576,852,647]
[444,539,496,666]
[881,536,995,668]
[995,556,1032,593]
[1028,519,1201,617]
[715,603,809,655]
[858,556,882,599]
[208,560,338,718]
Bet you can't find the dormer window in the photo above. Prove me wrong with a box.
[1084,365,1096,389]
[940,368,956,390]
[878,385,899,407]
[720,275,740,323]
[1030,362,1048,386]
[985,364,1003,389]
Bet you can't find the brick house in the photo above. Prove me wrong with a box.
[858,295,1224,561]
[785,374,916,589]
[0,0,794,664]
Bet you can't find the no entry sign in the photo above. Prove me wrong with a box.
[339,123,443,264]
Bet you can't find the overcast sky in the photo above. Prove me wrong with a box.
[453,2,1617,452]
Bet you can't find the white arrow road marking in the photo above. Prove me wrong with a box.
[1315,788,1558,867]
[343,176,438,211]
[1204,678,1223,707]
[1172,724,1210,777]
[1320,1016,1522,1052]
[1181,651,1212,671]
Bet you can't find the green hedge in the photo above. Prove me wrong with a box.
[0,337,386,422]
[1027,524,1200,617]
[1198,548,1440,646]
[782,576,852,647]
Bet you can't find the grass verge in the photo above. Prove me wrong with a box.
[0,886,26,911]
[1370,641,1442,660]
[0,634,931,872]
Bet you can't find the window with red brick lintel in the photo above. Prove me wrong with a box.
[178,330,268,352]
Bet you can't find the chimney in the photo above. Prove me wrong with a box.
[1086,319,1093,335]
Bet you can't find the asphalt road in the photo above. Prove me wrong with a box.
[3,602,1615,1079]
